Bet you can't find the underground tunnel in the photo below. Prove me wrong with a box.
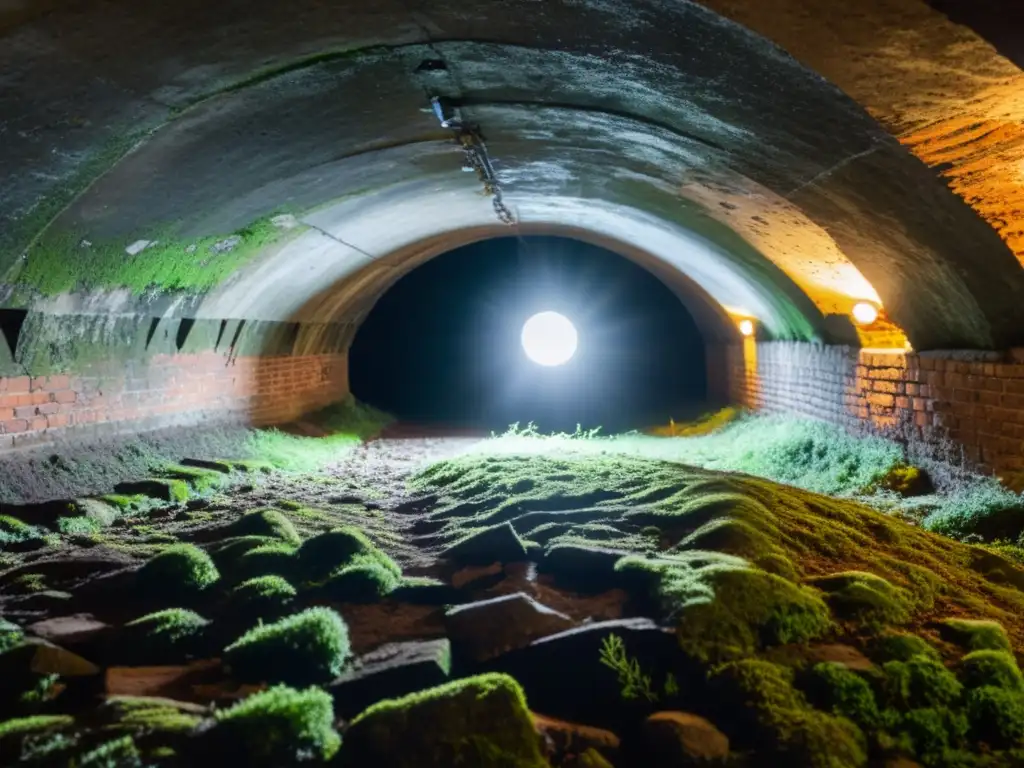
[5,1,1024,766]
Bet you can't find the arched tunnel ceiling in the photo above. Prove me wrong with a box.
[3,0,1024,351]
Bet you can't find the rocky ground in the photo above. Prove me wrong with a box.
[2,424,1024,767]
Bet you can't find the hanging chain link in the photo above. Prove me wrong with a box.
[457,126,516,226]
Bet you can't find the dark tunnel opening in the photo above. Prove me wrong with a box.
[349,235,709,433]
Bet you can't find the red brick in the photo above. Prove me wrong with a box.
[54,390,77,404]
[3,419,29,433]
[2,376,30,394]
[36,403,59,415]
[46,414,69,429]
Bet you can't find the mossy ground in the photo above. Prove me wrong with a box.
[4,413,1024,766]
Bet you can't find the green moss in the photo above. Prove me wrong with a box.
[803,662,881,728]
[809,571,911,628]
[233,543,298,581]
[868,632,941,663]
[881,655,963,710]
[0,515,44,546]
[223,607,350,685]
[959,651,1024,692]
[344,673,548,768]
[896,707,969,758]
[135,543,220,598]
[120,608,209,664]
[0,714,73,738]
[939,619,1012,653]
[158,464,225,494]
[212,685,340,765]
[57,516,103,536]
[77,734,140,767]
[298,526,398,582]
[0,618,22,654]
[100,494,148,511]
[708,659,866,768]
[965,686,1024,748]
[19,215,300,296]
[319,557,400,603]
[223,509,301,547]
[651,565,831,662]
[228,575,296,617]
[101,696,202,735]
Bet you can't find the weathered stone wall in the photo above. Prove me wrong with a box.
[728,341,1024,488]
[0,352,349,451]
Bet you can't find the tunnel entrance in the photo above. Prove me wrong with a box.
[348,235,709,434]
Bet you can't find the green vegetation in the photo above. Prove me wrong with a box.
[212,685,340,765]
[880,655,963,710]
[708,659,867,767]
[135,543,220,598]
[223,607,350,685]
[0,619,22,654]
[57,516,103,537]
[223,509,301,547]
[246,399,392,472]
[298,526,397,581]
[231,542,298,582]
[479,414,1024,544]
[320,559,400,602]
[803,662,881,729]
[18,215,301,296]
[0,516,44,547]
[227,575,297,618]
[157,464,225,494]
[598,633,659,703]
[0,714,73,739]
[939,619,1012,653]
[120,608,210,664]
[965,686,1024,748]
[809,571,910,628]
[959,651,1024,692]
[868,632,941,663]
[343,673,548,768]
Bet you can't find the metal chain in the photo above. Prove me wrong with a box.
[457,125,516,226]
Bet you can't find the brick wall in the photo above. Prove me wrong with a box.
[0,352,349,451]
[727,340,1024,489]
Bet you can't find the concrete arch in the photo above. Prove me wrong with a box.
[2,0,1024,370]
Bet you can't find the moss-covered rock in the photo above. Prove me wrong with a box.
[893,706,968,759]
[938,619,1012,653]
[119,608,210,664]
[868,632,941,663]
[223,510,301,547]
[297,526,396,582]
[959,650,1024,692]
[965,686,1024,748]
[158,464,225,494]
[227,575,296,619]
[708,659,867,768]
[223,607,350,685]
[342,673,548,768]
[803,662,881,728]
[665,566,832,662]
[232,543,298,582]
[319,558,400,603]
[880,655,963,710]
[809,571,910,628]
[210,685,340,765]
[135,543,219,599]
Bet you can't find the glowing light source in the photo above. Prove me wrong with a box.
[522,311,578,366]
[738,319,755,337]
[852,302,879,326]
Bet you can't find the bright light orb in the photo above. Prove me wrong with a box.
[738,319,755,337]
[852,302,880,326]
[521,311,578,366]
